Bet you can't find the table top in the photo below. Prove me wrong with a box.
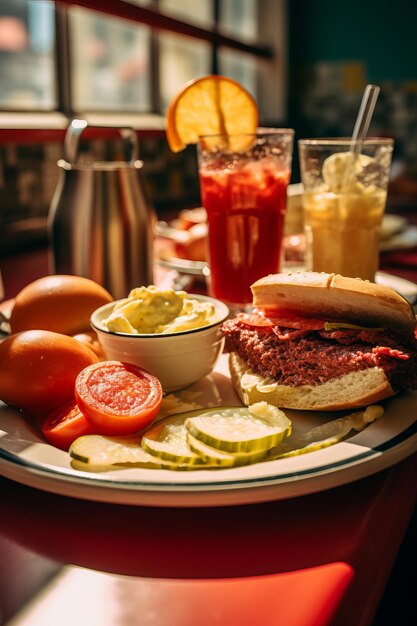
[1,237,417,626]
[1,453,416,626]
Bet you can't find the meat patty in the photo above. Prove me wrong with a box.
[222,319,417,390]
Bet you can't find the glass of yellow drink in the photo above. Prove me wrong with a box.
[298,138,394,281]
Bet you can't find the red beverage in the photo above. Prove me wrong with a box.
[199,159,291,305]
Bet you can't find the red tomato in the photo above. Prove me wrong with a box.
[75,361,163,436]
[40,398,95,451]
[72,330,106,360]
[241,309,326,331]
[0,330,98,414]
[237,312,274,327]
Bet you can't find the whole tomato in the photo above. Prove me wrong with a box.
[0,330,98,415]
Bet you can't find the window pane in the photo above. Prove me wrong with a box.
[159,33,211,112]
[0,0,56,109]
[159,0,213,28]
[218,49,258,102]
[70,7,151,112]
[219,0,257,41]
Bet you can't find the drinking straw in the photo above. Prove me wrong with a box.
[342,83,380,192]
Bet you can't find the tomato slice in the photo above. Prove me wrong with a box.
[267,314,326,330]
[237,312,275,327]
[240,309,326,331]
[75,361,163,436]
[40,398,95,451]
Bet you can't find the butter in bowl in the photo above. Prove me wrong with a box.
[91,286,229,392]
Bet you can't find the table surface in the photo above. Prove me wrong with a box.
[1,232,417,626]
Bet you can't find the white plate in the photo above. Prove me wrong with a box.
[155,220,209,277]
[380,214,408,240]
[376,271,417,303]
[380,225,417,251]
[156,251,208,277]
[1,351,417,508]
[1,273,416,507]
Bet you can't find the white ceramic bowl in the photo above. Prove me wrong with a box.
[91,294,229,392]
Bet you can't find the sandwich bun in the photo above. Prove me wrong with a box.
[251,272,416,335]
[229,353,395,412]
[10,275,113,336]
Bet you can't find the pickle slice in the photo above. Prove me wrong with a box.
[141,415,208,466]
[185,403,291,454]
[187,432,268,467]
[269,405,384,459]
[323,322,383,332]
[70,433,214,471]
[69,404,380,472]
[69,434,168,468]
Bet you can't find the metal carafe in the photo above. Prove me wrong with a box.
[48,119,154,300]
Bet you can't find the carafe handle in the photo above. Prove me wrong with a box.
[64,118,139,164]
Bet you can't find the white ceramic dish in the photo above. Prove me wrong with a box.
[380,214,408,240]
[376,271,417,303]
[91,294,229,392]
[156,251,209,277]
[1,272,416,508]
[380,225,417,252]
[1,351,416,508]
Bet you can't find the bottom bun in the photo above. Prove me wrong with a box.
[229,352,395,411]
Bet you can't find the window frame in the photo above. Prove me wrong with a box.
[0,0,285,141]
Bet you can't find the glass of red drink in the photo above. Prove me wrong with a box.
[198,128,294,309]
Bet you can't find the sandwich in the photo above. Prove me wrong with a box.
[221,272,417,411]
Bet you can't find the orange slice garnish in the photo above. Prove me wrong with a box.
[166,75,259,153]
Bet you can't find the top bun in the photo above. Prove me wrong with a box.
[10,275,113,336]
[251,272,416,334]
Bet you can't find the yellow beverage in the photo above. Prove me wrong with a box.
[299,139,394,281]
[303,187,387,281]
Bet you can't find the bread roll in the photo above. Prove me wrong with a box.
[229,353,395,411]
[10,275,113,336]
[251,272,416,334]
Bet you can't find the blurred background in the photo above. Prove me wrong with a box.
[0,0,416,253]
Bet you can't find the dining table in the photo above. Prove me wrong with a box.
[0,212,416,626]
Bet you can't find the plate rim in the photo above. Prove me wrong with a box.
[1,420,416,490]
[1,384,417,507]
[1,427,416,507]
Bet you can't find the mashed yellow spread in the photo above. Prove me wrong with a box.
[103,285,216,334]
